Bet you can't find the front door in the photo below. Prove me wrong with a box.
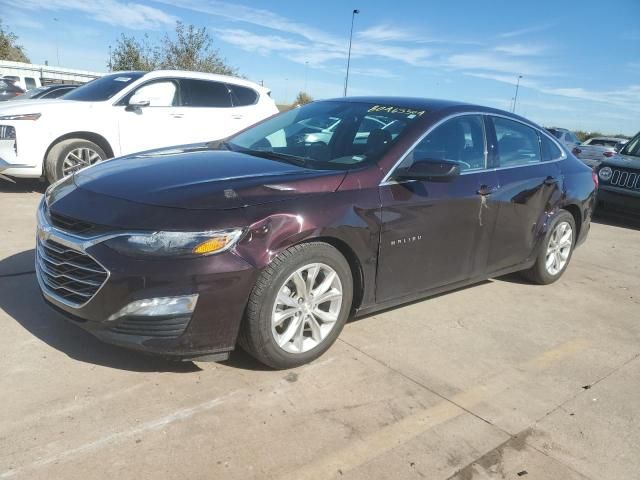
[116,79,186,154]
[376,114,500,302]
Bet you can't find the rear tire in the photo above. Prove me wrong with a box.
[238,242,353,369]
[45,139,107,183]
[521,210,576,285]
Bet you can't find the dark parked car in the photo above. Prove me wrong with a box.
[37,97,597,368]
[0,79,24,101]
[11,84,77,101]
[595,130,640,215]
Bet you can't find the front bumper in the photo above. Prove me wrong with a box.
[597,187,640,216]
[36,203,258,358]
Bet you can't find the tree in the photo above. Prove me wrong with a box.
[0,20,29,63]
[294,91,313,105]
[110,34,157,71]
[158,22,237,75]
[109,22,237,75]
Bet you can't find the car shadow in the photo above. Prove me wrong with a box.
[592,210,640,231]
[0,250,201,373]
[0,177,46,194]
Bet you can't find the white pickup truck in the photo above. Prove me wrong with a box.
[574,136,628,168]
[0,70,278,182]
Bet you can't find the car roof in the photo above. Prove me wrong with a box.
[324,96,472,111]
[590,136,627,142]
[132,70,269,92]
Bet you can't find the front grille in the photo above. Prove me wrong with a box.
[608,168,640,191]
[49,211,96,235]
[36,238,108,307]
[109,315,191,337]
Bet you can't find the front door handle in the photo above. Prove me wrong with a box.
[170,113,184,119]
[477,184,498,196]
[232,114,244,120]
[544,176,559,185]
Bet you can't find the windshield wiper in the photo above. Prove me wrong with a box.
[238,149,309,167]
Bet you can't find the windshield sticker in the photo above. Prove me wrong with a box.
[368,105,426,117]
[114,77,132,82]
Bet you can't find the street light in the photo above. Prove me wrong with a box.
[512,75,523,113]
[343,9,360,97]
[53,18,60,66]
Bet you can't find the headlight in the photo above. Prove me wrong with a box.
[0,113,41,121]
[598,166,612,182]
[103,229,244,258]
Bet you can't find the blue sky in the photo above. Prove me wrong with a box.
[1,0,639,134]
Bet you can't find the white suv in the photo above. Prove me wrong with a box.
[0,70,278,181]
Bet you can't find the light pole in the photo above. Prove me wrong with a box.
[343,9,359,97]
[304,60,309,93]
[512,75,523,113]
[53,18,60,66]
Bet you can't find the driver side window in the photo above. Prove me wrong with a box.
[403,115,486,172]
[129,80,178,107]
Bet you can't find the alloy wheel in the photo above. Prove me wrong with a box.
[62,147,102,176]
[545,221,573,276]
[271,262,343,354]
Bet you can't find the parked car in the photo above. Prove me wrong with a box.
[595,131,640,215]
[547,127,581,150]
[0,78,25,101]
[37,97,597,368]
[0,70,278,181]
[11,84,78,101]
[573,136,628,168]
[2,74,41,91]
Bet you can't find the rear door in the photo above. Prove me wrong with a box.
[485,116,564,273]
[376,114,500,302]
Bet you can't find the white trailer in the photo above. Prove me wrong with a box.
[0,60,103,90]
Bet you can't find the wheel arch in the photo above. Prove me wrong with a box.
[561,203,582,240]
[43,131,115,173]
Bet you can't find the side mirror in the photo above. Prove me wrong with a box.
[126,95,151,111]
[394,159,461,182]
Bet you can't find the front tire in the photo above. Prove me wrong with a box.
[521,210,576,285]
[45,139,107,183]
[239,242,353,369]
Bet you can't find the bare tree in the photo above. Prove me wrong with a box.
[294,91,313,105]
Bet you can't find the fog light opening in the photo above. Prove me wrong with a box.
[107,294,199,322]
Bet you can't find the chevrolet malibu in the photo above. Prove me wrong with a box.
[37,97,597,369]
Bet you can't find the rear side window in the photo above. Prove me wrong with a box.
[493,117,541,167]
[25,77,36,89]
[228,84,258,106]
[540,133,563,161]
[180,79,231,107]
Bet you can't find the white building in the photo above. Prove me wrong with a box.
[0,60,103,90]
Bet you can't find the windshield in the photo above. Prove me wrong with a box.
[228,101,424,169]
[63,72,145,102]
[15,87,46,99]
[620,134,640,157]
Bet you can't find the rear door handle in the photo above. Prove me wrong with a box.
[477,184,498,196]
[171,113,184,119]
[544,176,559,185]
[232,114,244,120]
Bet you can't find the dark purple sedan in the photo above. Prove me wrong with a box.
[37,97,597,369]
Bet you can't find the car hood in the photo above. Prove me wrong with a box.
[73,144,347,210]
[602,153,640,170]
[0,98,99,114]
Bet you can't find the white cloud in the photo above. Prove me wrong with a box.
[15,0,176,30]
[499,22,556,38]
[494,43,547,56]
[446,52,552,77]
[349,67,398,79]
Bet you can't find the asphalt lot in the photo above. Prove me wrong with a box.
[0,179,639,480]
